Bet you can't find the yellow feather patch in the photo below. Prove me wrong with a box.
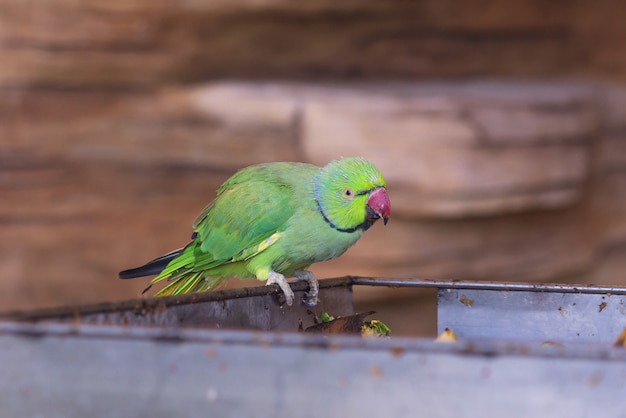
[233,232,282,261]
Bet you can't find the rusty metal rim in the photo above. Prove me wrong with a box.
[0,276,352,321]
[349,276,626,295]
[4,276,626,322]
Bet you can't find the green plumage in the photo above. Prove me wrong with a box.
[119,157,389,304]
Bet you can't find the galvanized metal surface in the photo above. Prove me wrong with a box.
[2,321,626,418]
[351,277,626,344]
[3,277,626,417]
[4,276,626,342]
[437,287,626,344]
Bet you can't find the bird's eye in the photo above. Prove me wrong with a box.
[343,188,354,198]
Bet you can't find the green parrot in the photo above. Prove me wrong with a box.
[118,157,390,306]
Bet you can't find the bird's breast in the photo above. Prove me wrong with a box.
[282,214,364,264]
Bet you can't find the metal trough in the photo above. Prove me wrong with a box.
[2,276,626,418]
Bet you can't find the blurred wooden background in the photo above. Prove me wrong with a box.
[3,0,626,335]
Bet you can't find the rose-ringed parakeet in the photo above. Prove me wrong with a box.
[119,157,390,306]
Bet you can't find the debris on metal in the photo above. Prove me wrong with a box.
[2,276,626,418]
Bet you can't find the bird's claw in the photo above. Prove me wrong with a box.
[266,271,294,306]
[294,271,319,307]
[266,270,319,307]
[302,292,318,307]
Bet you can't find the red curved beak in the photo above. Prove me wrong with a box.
[366,188,391,225]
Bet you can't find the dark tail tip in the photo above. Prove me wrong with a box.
[118,267,150,280]
[118,248,183,280]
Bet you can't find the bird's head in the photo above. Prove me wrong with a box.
[314,157,390,233]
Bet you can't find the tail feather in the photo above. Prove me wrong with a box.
[118,248,183,280]
[153,274,229,297]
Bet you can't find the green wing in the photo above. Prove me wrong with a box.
[148,164,298,296]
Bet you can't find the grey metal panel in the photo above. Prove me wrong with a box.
[437,287,626,343]
[348,277,626,343]
[2,322,626,418]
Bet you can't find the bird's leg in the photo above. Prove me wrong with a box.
[266,270,294,306]
[294,270,319,307]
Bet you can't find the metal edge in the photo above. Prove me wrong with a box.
[2,320,626,363]
[5,275,626,321]
[349,276,626,295]
[0,277,353,321]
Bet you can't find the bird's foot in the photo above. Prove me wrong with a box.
[266,270,294,306]
[294,270,319,307]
